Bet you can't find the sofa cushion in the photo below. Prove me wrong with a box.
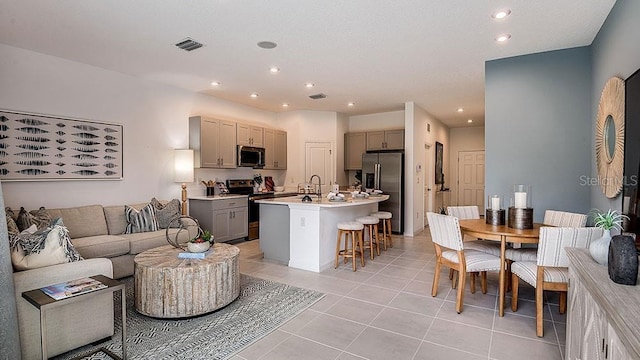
[10,218,83,271]
[71,234,130,259]
[124,203,159,234]
[104,203,148,235]
[48,205,108,239]
[150,198,181,228]
[125,228,188,254]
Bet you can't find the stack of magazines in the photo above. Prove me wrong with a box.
[41,277,107,300]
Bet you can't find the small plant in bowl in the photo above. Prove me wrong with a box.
[188,229,213,252]
[590,209,628,231]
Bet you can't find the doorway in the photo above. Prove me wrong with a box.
[305,141,333,193]
[424,143,433,227]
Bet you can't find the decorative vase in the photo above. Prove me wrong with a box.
[608,235,638,285]
[589,229,612,265]
[187,242,211,253]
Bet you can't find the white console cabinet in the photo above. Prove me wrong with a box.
[566,249,639,360]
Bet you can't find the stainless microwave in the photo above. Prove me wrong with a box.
[237,145,265,168]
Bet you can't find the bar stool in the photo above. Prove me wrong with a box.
[356,216,380,259]
[335,221,365,271]
[371,211,393,250]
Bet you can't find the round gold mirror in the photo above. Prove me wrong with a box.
[595,77,625,198]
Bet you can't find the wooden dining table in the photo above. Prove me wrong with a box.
[458,218,543,316]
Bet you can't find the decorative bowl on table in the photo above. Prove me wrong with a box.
[187,241,211,253]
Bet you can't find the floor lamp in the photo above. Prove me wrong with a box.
[174,149,194,215]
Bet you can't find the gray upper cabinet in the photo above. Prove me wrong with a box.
[189,116,237,168]
[264,128,287,169]
[366,129,404,151]
[237,123,264,147]
[344,132,366,170]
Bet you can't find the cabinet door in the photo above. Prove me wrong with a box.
[250,126,264,147]
[212,209,231,243]
[237,123,252,146]
[607,323,632,360]
[345,132,366,170]
[566,269,584,360]
[219,120,237,168]
[384,130,404,150]
[263,128,276,169]
[200,118,221,168]
[274,130,287,169]
[366,131,385,151]
[581,292,606,360]
[229,207,248,239]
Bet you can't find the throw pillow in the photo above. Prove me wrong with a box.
[150,198,181,228]
[5,208,19,235]
[30,206,52,229]
[9,217,84,271]
[124,203,159,234]
[15,207,35,232]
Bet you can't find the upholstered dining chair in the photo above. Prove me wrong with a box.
[505,210,589,285]
[446,206,501,257]
[510,226,603,337]
[427,212,502,313]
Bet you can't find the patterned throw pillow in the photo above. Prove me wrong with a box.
[124,203,159,234]
[15,207,35,232]
[5,207,19,235]
[150,198,181,229]
[30,207,52,229]
[9,217,84,271]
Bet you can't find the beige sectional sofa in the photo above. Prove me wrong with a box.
[11,201,195,359]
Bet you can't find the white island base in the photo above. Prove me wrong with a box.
[257,195,389,272]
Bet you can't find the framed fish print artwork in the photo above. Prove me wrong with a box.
[0,110,123,181]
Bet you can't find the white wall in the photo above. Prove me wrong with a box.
[449,126,485,205]
[0,44,278,209]
[348,110,405,131]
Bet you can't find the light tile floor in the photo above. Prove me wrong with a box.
[231,230,565,360]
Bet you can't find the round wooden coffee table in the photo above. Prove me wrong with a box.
[134,243,240,318]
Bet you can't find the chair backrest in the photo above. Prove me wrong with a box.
[536,227,604,267]
[427,212,464,251]
[447,206,480,220]
[543,210,588,227]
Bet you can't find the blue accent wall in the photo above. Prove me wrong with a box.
[485,47,592,221]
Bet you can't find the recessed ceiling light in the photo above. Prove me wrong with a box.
[257,41,277,49]
[282,103,289,107]
[210,81,220,86]
[250,93,259,98]
[347,102,355,107]
[269,67,280,73]
[495,33,511,42]
[457,107,464,112]
[305,83,315,88]
[467,119,473,123]
[491,9,511,20]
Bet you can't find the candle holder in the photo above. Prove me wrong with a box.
[486,195,505,225]
[508,184,533,229]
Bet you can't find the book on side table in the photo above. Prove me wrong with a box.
[41,277,107,300]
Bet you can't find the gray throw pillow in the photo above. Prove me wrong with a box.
[30,207,52,230]
[150,198,181,229]
[5,208,19,235]
[15,207,34,232]
[124,203,159,234]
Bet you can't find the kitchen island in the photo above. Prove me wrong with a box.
[256,195,389,272]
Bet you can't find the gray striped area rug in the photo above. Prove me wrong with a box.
[54,274,324,360]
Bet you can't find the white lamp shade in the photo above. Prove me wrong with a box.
[174,149,194,183]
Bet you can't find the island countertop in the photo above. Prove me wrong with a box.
[255,194,389,207]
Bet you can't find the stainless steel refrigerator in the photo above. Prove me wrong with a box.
[362,152,404,233]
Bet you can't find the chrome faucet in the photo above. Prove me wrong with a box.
[309,174,322,200]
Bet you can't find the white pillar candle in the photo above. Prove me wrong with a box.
[514,192,527,209]
[491,197,500,210]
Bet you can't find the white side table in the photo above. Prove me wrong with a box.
[22,275,126,360]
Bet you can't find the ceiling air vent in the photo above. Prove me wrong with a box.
[309,93,327,100]
[175,38,204,51]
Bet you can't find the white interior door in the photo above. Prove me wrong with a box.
[305,142,333,193]
[457,150,485,210]
[424,143,433,226]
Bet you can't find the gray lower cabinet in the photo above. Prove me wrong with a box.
[566,249,637,360]
[189,197,248,243]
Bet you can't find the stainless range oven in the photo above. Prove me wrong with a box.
[226,179,275,240]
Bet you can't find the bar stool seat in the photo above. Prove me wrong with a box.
[335,221,365,271]
[371,211,393,249]
[356,216,380,259]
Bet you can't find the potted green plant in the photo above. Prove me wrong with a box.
[589,209,628,265]
[187,229,213,253]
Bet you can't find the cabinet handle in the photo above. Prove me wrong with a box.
[605,343,608,359]
[228,202,236,206]
[602,338,605,353]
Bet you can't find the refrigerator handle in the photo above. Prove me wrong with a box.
[375,163,380,189]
